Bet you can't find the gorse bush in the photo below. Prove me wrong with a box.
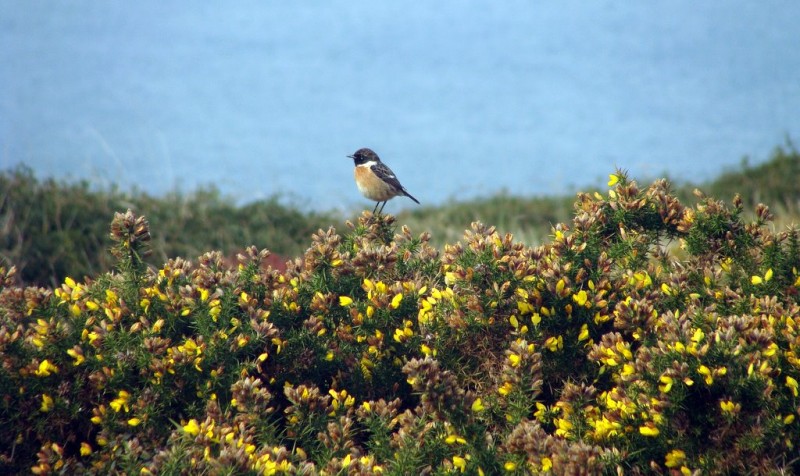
[1,172,800,474]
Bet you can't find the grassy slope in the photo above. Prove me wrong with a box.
[1,142,798,285]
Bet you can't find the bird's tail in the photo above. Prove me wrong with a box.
[404,190,420,204]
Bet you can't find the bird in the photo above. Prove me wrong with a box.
[348,148,419,214]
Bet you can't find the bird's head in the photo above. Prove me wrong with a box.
[348,148,380,166]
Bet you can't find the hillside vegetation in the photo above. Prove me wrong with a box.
[1,165,799,473]
[1,143,798,286]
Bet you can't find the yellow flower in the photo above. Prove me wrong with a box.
[40,394,54,412]
[607,174,620,186]
[391,293,403,309]
[751,275,763,285]
[556,279,566,296]
[659,375,674,393]
[698,365,713,385]
[622,363,636,377]
[720,257,732,272]
[504,461,517,471]
[530,312,541,326]
[338,296,353,307]
[393,324,413,343]
[105,289,118,304]
[445,434,467,445]
[471,398,485,413]
[765,268,773,282]
[517,300,533,315]
[639,424,660,437]
[572,290,588,306]
[591,414,622,440]
[498,382,514,396]
[360,279,375,294]
[80,442,92,457]
[719,400,736,413]
[545,335,563,352]
[329,389,355,410]
[665,449,686,468]
[34,360,59,377]
[632,271,652,287]
[127,417,142,426]
[183,419,200,436]
[578,324,590,342]
[110,390,131,413]
[453,456,467,473]
[786,376,799,397]
[555,417,573,437]
[534,402,548,422]
[541,457,553,472]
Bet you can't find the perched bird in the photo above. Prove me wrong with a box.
[348,148,419,214]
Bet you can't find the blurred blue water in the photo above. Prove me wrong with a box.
[2,1,799,211]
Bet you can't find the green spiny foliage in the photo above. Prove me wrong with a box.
[1,172,800,474]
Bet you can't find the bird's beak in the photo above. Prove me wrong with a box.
[347,155,354,159]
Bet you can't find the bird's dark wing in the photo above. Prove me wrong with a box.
[370,161,405,192]
[371,161,420,204]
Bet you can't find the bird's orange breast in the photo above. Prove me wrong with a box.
[355,166,398,201]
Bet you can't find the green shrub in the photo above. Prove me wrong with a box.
[3,141,800,288]
[701,140,800,213]
[2,171,799,474]
[0,166,336,287]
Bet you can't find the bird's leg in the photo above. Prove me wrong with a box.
[378,201,387,214]
[372,202,380,214]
